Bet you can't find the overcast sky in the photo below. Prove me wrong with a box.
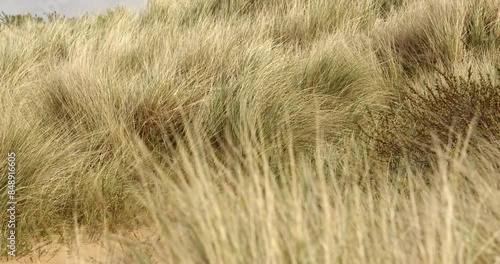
[0,0,148,17]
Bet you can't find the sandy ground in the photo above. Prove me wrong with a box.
[0,228,156,264]
[1,242,119,264]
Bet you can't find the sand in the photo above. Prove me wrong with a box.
[1,243,112,264]
[0,227,156,264]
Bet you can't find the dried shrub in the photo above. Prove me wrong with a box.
[364,65,500,169]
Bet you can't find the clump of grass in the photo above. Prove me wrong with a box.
[377,0,404,18]
[0,12,44,27]
[365,65,500,170]
[462,0,500,51]
[269,0,379,48]
[1,0,500,261]
[119,124,500,264]
[373,1,464,76]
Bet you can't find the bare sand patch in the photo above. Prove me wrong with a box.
[0,227,156,264]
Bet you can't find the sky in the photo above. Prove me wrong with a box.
[0,0,148,17]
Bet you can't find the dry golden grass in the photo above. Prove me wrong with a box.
[0,0,499,263]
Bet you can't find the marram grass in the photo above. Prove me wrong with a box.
[0,0,499,263]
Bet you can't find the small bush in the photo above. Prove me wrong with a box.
[0,12,43,27]
[365,65,500,169]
